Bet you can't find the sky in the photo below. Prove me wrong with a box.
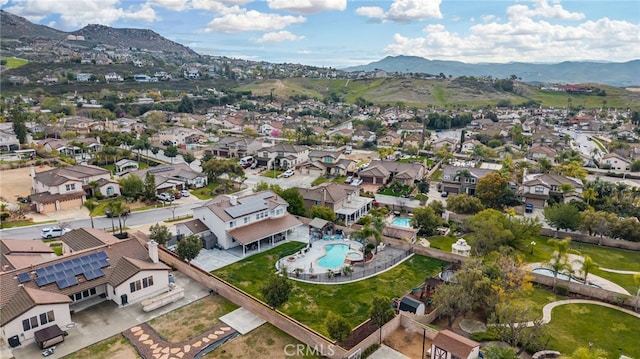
[1,0,639,68]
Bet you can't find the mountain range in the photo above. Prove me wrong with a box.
[1,10,637,86]
[343,56,639,87]
[0,10,197,57]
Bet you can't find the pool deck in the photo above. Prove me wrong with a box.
[280,239,364,274]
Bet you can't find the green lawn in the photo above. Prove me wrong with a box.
[263,170,283,178]
[430,169,443,181]
[192,182,220,200]
[424,235,458,252]
[1,57,29,68]
[311,177,329,186]
[213,242,447,336]
[545,304,640,358]
[511,286,567,319]
[0,219,56,229]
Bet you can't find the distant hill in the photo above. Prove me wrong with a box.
[342,56,640,87]
[0,10,198,58]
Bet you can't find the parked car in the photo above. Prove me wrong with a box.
[157,193,175,202]
[441,191,449,198]
[283,169,295,178]
[250,162,258,169]
[41,226,71,239]
[180,189,190,197]
[17,196,30,204]
[105,208,130,218]
[351,179,363,186]
[525,203,534,213]
[174,192,182,199]
[344,176,353,184]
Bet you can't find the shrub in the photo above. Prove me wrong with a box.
[555,284,569,296]
[362,344,381,358]
[470,329,501,342]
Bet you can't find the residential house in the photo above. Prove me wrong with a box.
[260,121,284,136]
[207,136,262,159]
[104,72,123,82]
[430,330,481,359]
[403,132,426,150]
[255,143,309,169]
[30,165,120,213]
[439,166,494,195]
[156,127,207,147]
[174,219,216,250]
[397,121,423,134]
[0,239,56,272]
[352,130,376,143]
[359,160,426,186]
[39,137,102,158]
[0,128,20,152]
[526,144,557,162]
[192,191,302,255]
[518,173,584,208]
[76,73,92,82]
[299,183,373,225]
[0,237,170,347]
[460,139,483,153]
[431,138,457,152]
[126,163,208,192]
[378,131,402,147]
[304,150,355,176]
[600,152,631,172]
[114,159,139,174]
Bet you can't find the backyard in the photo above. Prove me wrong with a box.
[62,334,139,359]
[212,242,446,336]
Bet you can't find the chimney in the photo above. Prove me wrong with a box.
[148,240,159,263]
[230,195,238,206]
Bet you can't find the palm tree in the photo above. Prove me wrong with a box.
[456,169,472,195]
[548,238,571,291]
[84,199,98,228]
[582,187,597,206]
[350,224,382,255]
[580,255,598,284]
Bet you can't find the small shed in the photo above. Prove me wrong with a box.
[34,324,65,349]
[399,296,425,315]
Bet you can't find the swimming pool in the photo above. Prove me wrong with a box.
[532,268,601,288]
[391,217,411,228]
[318,244,355,268]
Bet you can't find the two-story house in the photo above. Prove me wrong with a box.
[126,163,208,192]
[439,166,494,195]
[518,173,584,208]
[298,183,373,225]
[255,143,309,170]
[378,131,402,147]
[600,152,631,172]
[192,191,302,255]
[30,165,120,213]
[359,160,426,186]
[206,136,263,159]
[526,144,557,162]
[0,236,170,348]
[302,150,356,176]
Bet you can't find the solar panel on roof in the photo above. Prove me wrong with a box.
[54,263,64,271]
[56,276,78,289]
[17,272,31,283]
[96,251,107,260]
[98,259,109,268]
[54,272,66,281]
[81,263,93,272]
[63,269,75,278]
[149,167,172,173]
[72,266,83,276]
[84,268,105,281]
[71,258,82,266]
[36,268,47,277]
[224,197,269,218]
[36,277,48,287]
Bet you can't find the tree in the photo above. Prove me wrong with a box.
[369,296,394,343]
[432,276,473,328]
[105,200,128,234]
[631,160,640,172]
[326,313,352,342]
[476,173,510,209]
[568,346,608,359]
[446,193,485,215]
[467,209,514,255]
[182,151,196,167]
[350,224,382,254]
[260,274,292,309]
[310,205,336,222]
[120,175,144,199]
[176,234,202,262]
[143,172,156,200]
[84,199,98,229]
[164,145,178,163]
[544,203,581,236]
[580,255,598,283]
[178,95,195,113]
[489,301,547,354]
[279,188,306,216]
[482,344,518,359]
[149,223,172,247]
[411,206,442,236]
[548,238,572,290]
[582,187,598,206]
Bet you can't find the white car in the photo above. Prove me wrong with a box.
[157,193,175,202]
[283,169,295,178]
[41,226,71,239]
[180,190,190,197]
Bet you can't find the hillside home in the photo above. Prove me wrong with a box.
[526,144,557,161]
[0,128,20,152]
[298,183,373,225]
[156,127,206,147]
[192,191,302,255]
[206,136,262,159]
[518,173,584,208]
[352,130,376,143]
[378,131,402,147]
[104,72,123,82]
[600,152,631,172]
[0,237,170,348]
[460,139,483,153]
[359,160,426,186]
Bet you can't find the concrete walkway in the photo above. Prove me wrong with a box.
[599,267,640,275]
[368,344,411,359]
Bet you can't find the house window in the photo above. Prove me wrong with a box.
[229,221,235,228]
[244,217,249,224]
[443,175,450,180]
[39,311,55,325]
[534,186,544,193]
[65,184,76,191]
[130,280,142,293]
[22,316,39,331]
[106,186,114,195]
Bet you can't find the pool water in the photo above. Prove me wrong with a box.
[318,244,350,268]
[391,217,411,228]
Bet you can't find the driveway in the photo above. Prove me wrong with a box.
[10,271,211,359]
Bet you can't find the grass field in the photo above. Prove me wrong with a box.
[62,334,140,359]
[213,242,446,336]
[1,57,28,69]
[545,304,640,358]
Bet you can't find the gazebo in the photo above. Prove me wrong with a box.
[452,238,471,257]
[308,217,335,241]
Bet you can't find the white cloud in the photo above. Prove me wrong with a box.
[4,0,157,29]
[297,50,312,54]
[385,4,640,63]
[481,14,496,23]
[356,0,442,23]
[205,9,305,33]
[267,0,346,14]
[0,0,8,6]
[148,0,188,11]
[507,0,584,21]
[256,31,304,43]
[356,6,385,19]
